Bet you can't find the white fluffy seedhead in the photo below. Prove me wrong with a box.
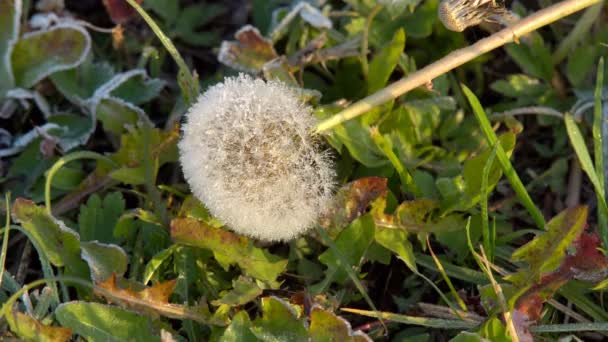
[438,0,515,32]
[179,74,335,242]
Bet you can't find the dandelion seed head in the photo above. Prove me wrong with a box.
[179,74,335,242]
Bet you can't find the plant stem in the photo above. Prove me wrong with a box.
[315,0,603,133]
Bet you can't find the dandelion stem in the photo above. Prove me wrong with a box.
[315,0,602,133]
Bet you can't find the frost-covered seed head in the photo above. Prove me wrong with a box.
[438,0,510,32]
[179,74,335,242]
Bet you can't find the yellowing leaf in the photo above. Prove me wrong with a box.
[7,309,72,342]
[510,206,588,284]
[309,306,371,342]
[171,218,287,287]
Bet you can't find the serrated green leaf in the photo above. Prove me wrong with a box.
[171,218,287,287]
[80,241,128,282]
[251,297,308,342]
[55,302,160,342]
[11,24,91,88]
[77,192,125,243]
[211,276,263,307]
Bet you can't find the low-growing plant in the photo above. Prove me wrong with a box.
[1,0,607,341]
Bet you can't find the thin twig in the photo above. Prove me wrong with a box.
[315,0,602,132]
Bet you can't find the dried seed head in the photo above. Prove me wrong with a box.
[438,0,513,32]
[179,74,335,242]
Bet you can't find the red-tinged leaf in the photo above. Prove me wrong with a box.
[510,206,588,285]
[309,306,372,342]
[103,0,142,24]
[218,25,278,73]
[7,309,72,342]
[171,218,287,286]
[513,226,608,323]
[320,177,388,229]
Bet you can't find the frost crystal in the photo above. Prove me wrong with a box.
[179,74,335,242]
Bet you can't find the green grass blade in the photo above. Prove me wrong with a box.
[531,322,608,333]
[341,307,479,329]
[125,0,199,104]
[594,57,608,245]
[0,193,10,291]
[317,228,387,331]
[481,145,498,261]
[45,151,117,216]
[565,111,608,247]
[462,84,546,229]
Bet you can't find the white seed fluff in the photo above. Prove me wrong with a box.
[179,74,335,242]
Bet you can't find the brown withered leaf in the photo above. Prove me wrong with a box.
[8,310,72,342]
[218,25,278,73]
[95,273,226,325]
[319,177,388,229]
[102,0,142,24]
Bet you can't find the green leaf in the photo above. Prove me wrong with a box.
[400,0,435,38]
[55,302,160,342]
[510,206,588,284]
[11,198,81,267]
[0,0,20,97]
[368,28,405,94]
[375,226,417,272]
[318,215,375,283]
[221,310,258,342]
[47,113,96,151]
[11,24,91,88]
[142,245,177,284]
[566,45,598,87]
[463,84,545,228]
[110,125,179,185]
[309,307,371,342]
[80,241,128,282]
[171,218,287,287]
[449,332,486,342]
[50,62,115,104]
[78,192,125,243]
[333,120,388,168]
[95,97,149,135]
[251,297,308,342]
[490,74,546,98]
[110,74,165,105]
[505,36,553,82]
[211,276,263,307]
[145,0,178,23]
